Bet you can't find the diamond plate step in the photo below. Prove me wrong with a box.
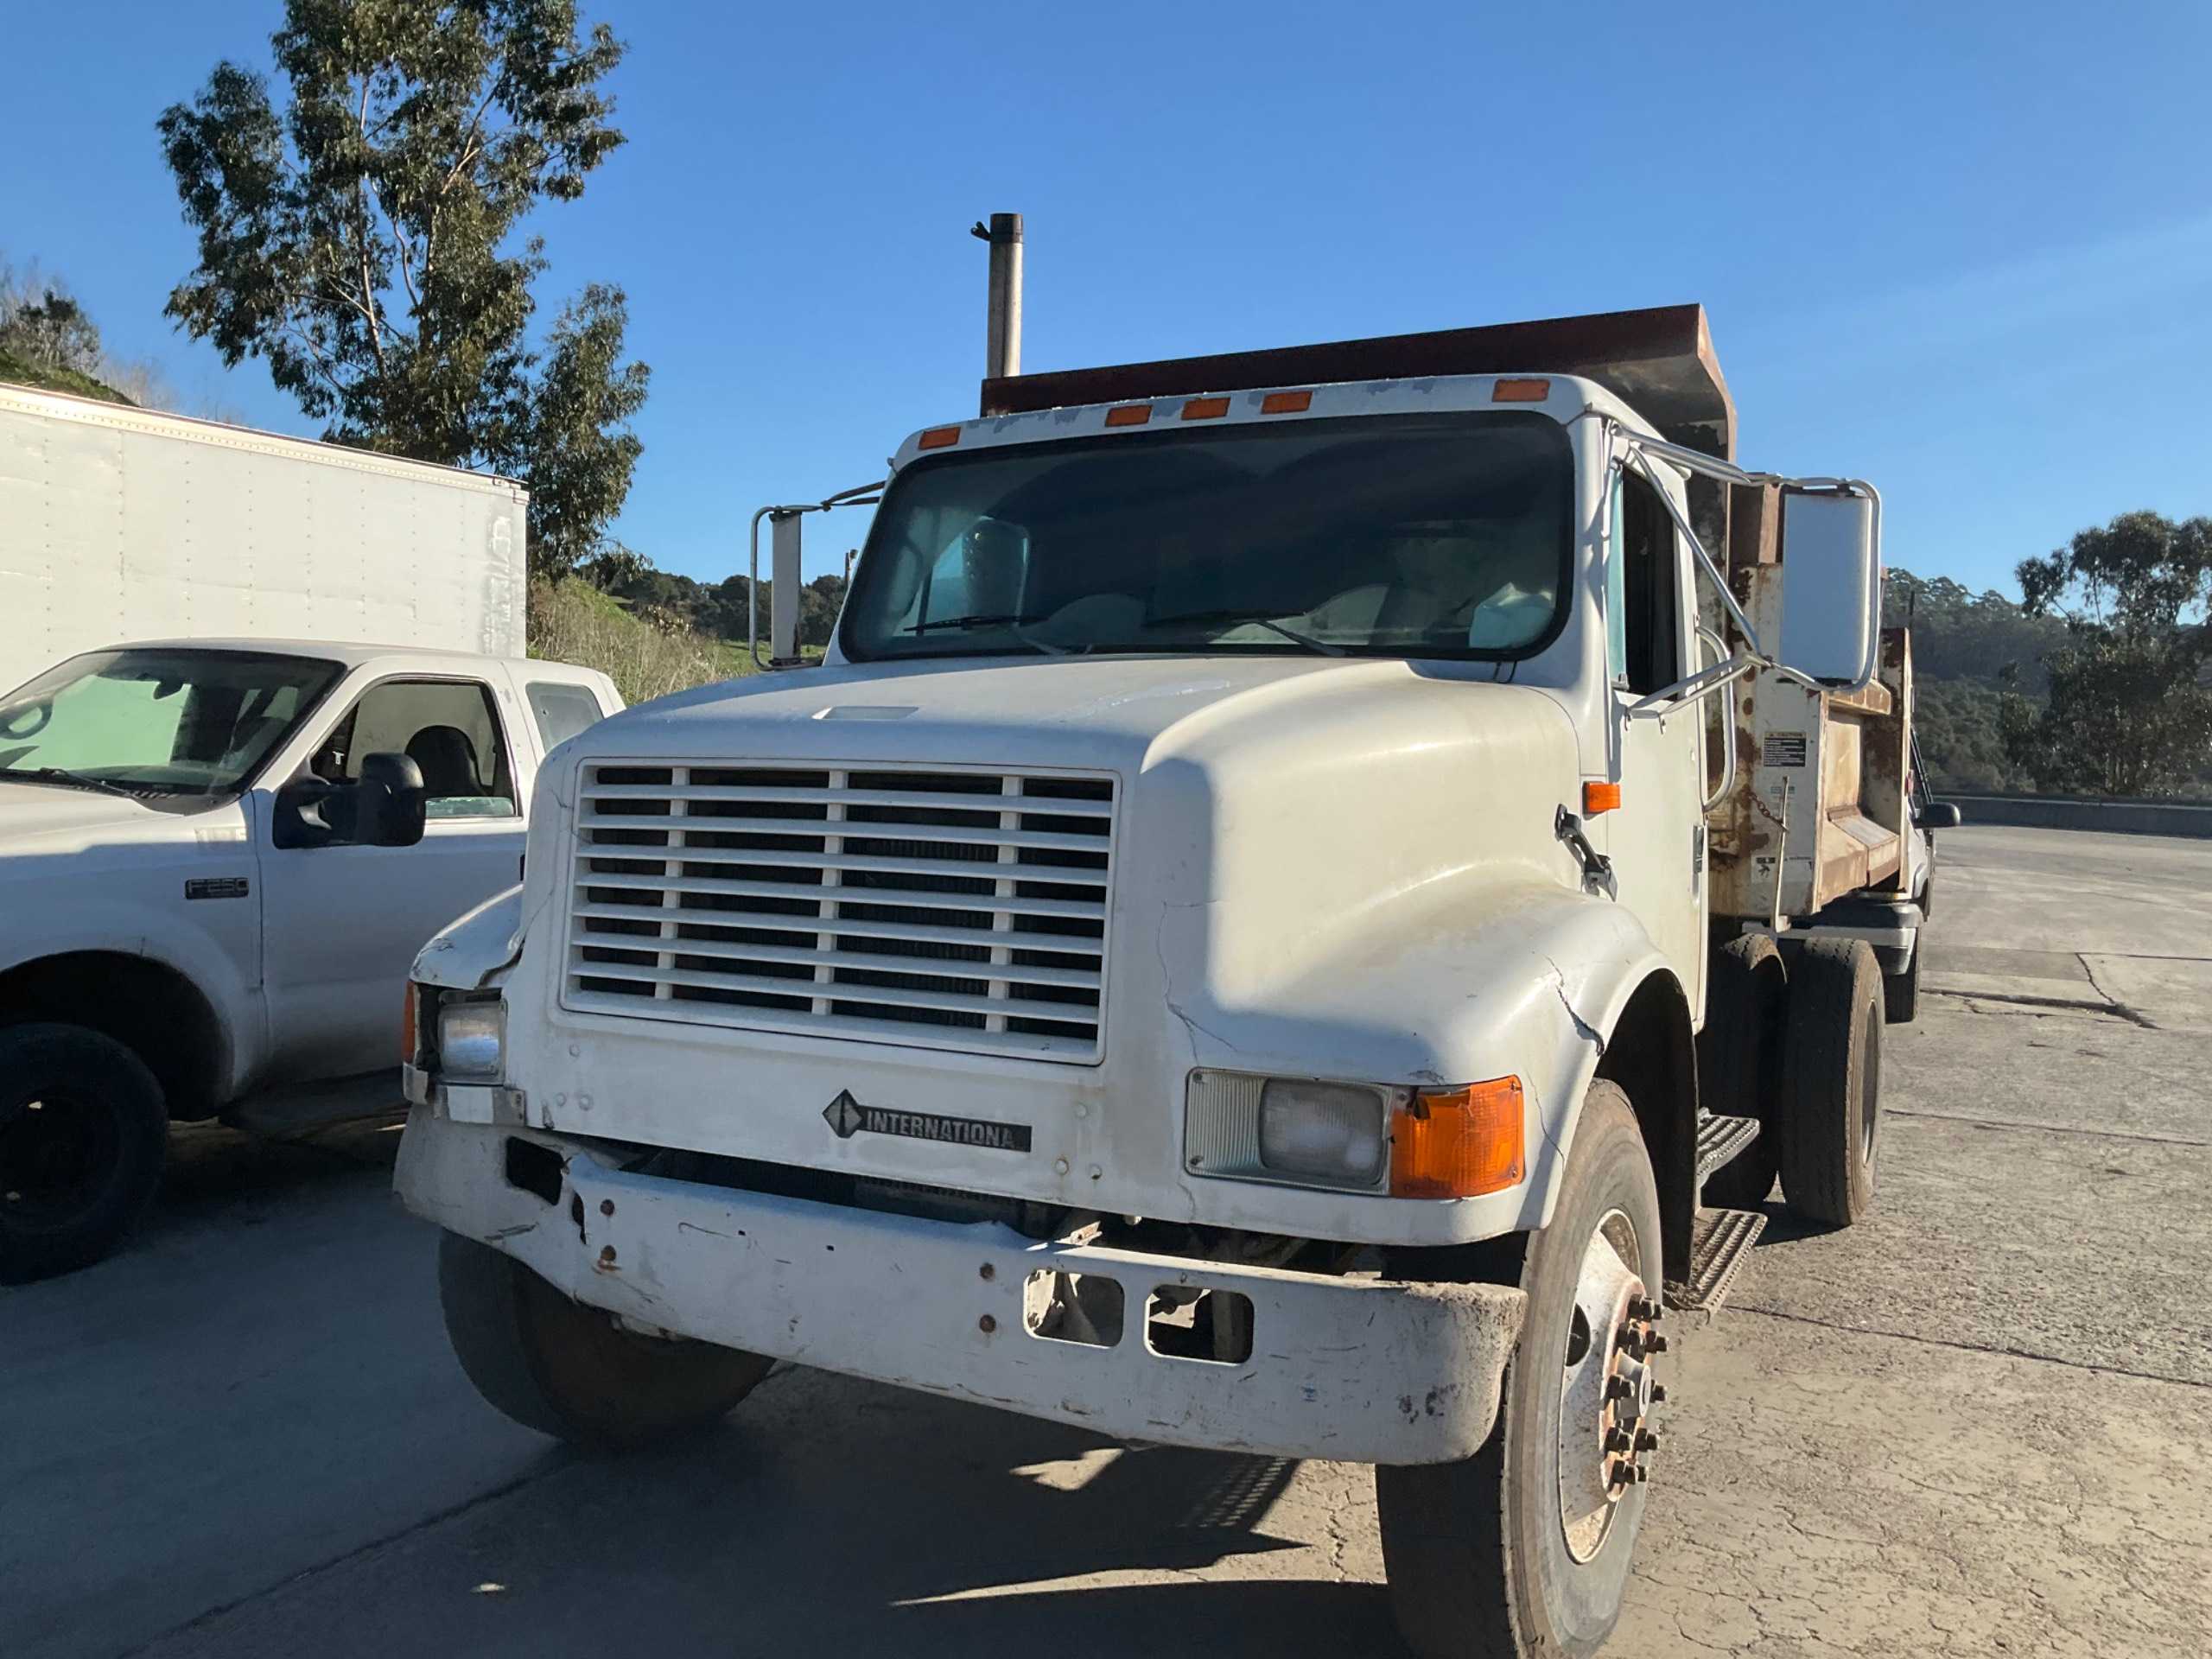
[1695,1112,1762,1184]
[1666,1206,1768,1314]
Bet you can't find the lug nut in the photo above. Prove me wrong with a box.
[1606,1376,1634,1401]
[1647,1333,1670,1355]
[1623,1464,1649,1484]
[1605,1428,1633,1453]
[1636,1429,1661,1452]
[1650,1384,1669,1405]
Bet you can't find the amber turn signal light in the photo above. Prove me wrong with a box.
[1391,1077,1526,1198]
[1492,378,1551,402]
[1583,781,1623,815]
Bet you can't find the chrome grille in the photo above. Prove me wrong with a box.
[563,762,1116,1060]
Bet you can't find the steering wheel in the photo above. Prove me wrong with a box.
[0,699,53,741]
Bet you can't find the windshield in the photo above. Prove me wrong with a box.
[841,412,1573,663]
[0,648,344,798]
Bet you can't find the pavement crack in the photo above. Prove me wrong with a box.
[112,1456,574,1656]
[1926,986,2157,1027]
[1886,1108,2212,1148]
[2076,952,2161,1028]
[1727,1304,2210,1392]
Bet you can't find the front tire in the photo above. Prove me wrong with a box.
[438,1232,774,1451]
[1377,1082,1665,1659]
[1777,938,1885,1225]
[0,1023,168,1283]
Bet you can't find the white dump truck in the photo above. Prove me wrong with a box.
[396,307,1955,1658]
[0,385,621,1281]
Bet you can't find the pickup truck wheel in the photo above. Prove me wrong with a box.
[1376,1082,1662,1659]
[1777,938,1885,1226]
[1697,934,1785,1208]
[0,1024,168,1283]
[438,1231,773,1451]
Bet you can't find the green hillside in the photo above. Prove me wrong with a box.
[0,346,134,405]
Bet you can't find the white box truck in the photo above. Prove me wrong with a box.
[393,308,1956,1659]
[0,385,622,1281]
[0,384,526,689]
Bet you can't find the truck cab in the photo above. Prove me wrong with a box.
[0,639,620,1281]
[397,308,1924,1659]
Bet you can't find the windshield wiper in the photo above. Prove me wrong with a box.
[1141,608,1346,657]
[0,766,151,801]
[904,613,1070,656]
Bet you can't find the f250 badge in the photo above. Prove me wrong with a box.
[821,1089,1032,1154]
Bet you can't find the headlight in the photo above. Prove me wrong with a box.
[1185,1070,1395,1192]
[435,995,505,1082]
[1258,1079,1388,1185]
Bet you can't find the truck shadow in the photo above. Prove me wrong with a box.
[416,1373,1409,1659]
[147,1111,405,1241]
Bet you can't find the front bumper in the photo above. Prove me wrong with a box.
[396,1109,1527,1465]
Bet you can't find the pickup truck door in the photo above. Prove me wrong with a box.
[1601,465,1707,1015]
[253,670,536,1083]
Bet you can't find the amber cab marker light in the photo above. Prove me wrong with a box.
[918,425,962,449]
[1392,1077,1526,1199]
[1492,378,1551,403]
[1104,404,1152,427]
[1181,396,1230,421]
[1260,390,1313,414]
[1584,780,1623,815]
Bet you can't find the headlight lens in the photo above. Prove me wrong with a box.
[435,995,505,1082]
[1185,1070,1395,1192]
[1258,1079,1388,1185]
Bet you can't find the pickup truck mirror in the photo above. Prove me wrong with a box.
[1777,490,1880,690]
[353,752,429,847]
[272,752,427,849]
[1915,801,1962,831]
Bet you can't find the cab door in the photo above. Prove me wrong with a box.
[1601,465,1707,1015]
[254,672,529,1082]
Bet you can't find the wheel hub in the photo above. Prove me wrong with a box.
[1557,1209,1667,1563]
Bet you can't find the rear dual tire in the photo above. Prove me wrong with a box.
[1777,939,1885,1226]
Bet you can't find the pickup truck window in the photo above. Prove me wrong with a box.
[316,679,517,820]
[524,681,606,752]
[841,412,1573,663]
[0,647,342,800]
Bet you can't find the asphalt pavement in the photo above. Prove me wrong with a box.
[3,825,2205,1658]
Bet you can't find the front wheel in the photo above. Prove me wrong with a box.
[1377,1082,1665,1659]
[0,1023,168,1283]
[438,1232,774,1451]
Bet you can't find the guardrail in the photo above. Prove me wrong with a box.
[1945,794,2212,839]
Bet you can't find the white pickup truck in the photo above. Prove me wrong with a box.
[396,307,1955,1659]
[0,639,619,1281]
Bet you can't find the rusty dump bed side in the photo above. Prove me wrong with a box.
[981,302,1737,461]
[1707,488,1915,922]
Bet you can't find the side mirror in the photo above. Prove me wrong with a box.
[1777,490,1880,689]
[271,753,427,849]
[1915,801,1962,831]
[353,752,428,847]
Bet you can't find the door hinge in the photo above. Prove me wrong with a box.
[1692,824,1707,879]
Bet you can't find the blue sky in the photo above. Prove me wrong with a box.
[5,1,2209,594]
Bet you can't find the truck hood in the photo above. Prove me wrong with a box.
[576,653,1550,775]
[0,785,227,855]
